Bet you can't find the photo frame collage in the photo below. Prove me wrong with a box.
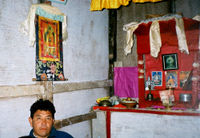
[150,53,191,89]
[151,71,190,89]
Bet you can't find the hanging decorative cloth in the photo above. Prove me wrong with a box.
[149,20,161,57]
[35,15,65,81]
[175,18,189,54]
[114,67,138,98]
[123,14,190,57]
[124,22,139,55]
[20,4,67,81]
[20,4,67,47]
[90,0,162,11]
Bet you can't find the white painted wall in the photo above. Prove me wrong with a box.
[111,112,200,138]
[92,111,107,138]
[92,111,200,138]
[53,88,108,138]
[0,97,37,137]
[0,0,36,86]
[56,0,109,82]
[0,0,109,137]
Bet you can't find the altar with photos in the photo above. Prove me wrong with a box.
[122,14,200,109]
[92,14,200,138]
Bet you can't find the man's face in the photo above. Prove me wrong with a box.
[29,110,54,138]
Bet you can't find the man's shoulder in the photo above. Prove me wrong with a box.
[55,129,73,138]
[19,136,32,138]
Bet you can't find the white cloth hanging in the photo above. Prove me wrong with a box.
[123,14,190,57]
[20,3,67,47]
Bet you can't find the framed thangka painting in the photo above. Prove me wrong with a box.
[35,15,65,81]
[151,71,162,86]
[165,71,178,88]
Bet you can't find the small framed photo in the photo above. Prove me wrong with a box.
[179,71,190,88]
[165,71,178,88]
[152,71,162,86]
[162,53,178,70]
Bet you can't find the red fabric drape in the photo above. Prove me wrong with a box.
[184,18,200,51]
[135,18,200,55]
[134,22,152,54]
[159,19,178,47]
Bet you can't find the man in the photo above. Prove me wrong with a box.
[24,99,73,138]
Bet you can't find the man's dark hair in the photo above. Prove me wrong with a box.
[30,99,56,119]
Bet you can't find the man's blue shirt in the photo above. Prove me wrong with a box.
[29,127,73,138]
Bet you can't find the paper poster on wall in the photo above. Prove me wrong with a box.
[179,71,190,88]
[35,15,65,81]
[151,71,162,86]
[165,71,178,88]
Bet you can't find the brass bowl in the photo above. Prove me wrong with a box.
[98,100,112,107]
[163,103,173,110]
[121,101,137,108]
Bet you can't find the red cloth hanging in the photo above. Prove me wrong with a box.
[134,22,152,54]
[159,19,178,47]
[183,18,200,51]
[135,17,200,55]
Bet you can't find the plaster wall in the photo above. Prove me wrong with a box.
[92,111,200,138]
[53,88,108,138]
[0,0,109,137]
[92,111,107,138]
[175,0,200,18]
[111,112,200,138]
[56,0,109,83]
[0,0,36,85]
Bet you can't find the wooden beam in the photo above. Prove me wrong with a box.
[0,80,112,99]
[54,111,97,129]
[0,84,44,98]
[53,79,113,94]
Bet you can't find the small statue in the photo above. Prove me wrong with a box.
[145,77,155,101]
[145,77,154,90]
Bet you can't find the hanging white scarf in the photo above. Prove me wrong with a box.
[20,4,67,47]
